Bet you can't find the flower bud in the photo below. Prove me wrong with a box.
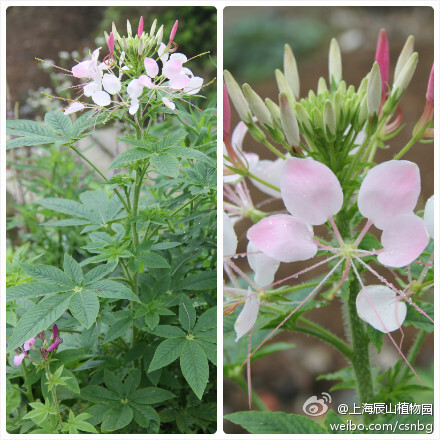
[332,91,342,124]
[394,35,414,83]
[169,20,178,42]
[367,62,382,116]
[265,98,282,127]
[357,75,368,98]
[224,70,252,123]
[323,100,336,136]
[393,52,418,94]
[137,16,144,38]
[375,28,389,94]
[355,95,368,130]
[295,104,313,133]
[284,44,300,99]
[150,19,157,36]
[156,25,164,47]
[275,69,295,105]
[328,38,342,89]
[426,63,434,103]
[112,22,120,41]
[138,38,144,56]
[317,77,328,95]
[127,19,132,37]
[279,93,300,147]
[242,84,273,127]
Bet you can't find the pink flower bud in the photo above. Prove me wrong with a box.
[52,324,59,340]
[169,20,178,42]
[107,32,115,56]
[426,63,434,103]
[14,353,26,366]
[375,28,389,94]
[137,16,144,38]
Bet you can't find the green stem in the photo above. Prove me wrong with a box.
[44,363,62,427]
[346,275,374,423]
[247,171,280,193]
[262,138,286,160]
[393,135,420,160]
[21,361,34,402]
[67,144,130,212]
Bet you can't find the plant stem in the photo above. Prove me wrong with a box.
[346,275,374,423]
[246,171,280,193]
[44,363,62,427]
[262,138,286,160]
[21,361,34,402]
[397,329,426,382]
[393,134,420,160]
[233,375,269,411]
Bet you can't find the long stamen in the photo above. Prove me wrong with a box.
[351,262,422,385]
[245,258,344,362]
[328,216,344,247]
[416,252,434,284]
[224,262,241,289]
[225,259,260,291]
[247,326,254,409]
[353,219,373,248]
[355,257,433,324]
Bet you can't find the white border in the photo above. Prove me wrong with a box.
[1,1,438,439]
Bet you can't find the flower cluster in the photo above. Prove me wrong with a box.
[64,17,204,116]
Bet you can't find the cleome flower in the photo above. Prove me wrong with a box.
[243,158,430,343]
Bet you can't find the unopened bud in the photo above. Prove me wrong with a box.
[295,104,313,133]
[265,98,282,127]
[150,19,157,37]
[242,84,272,127]
[426,63,434,103]
[394,35,414,83]
[357,75,368,98]
[169,20,178,42]
[224,70,252,123]
[112,22,120,41]
[375,28,389,94]
[127,19,132,37]
[284,44,300,99]
[367,62,382,116]
[317,77,328,95]
[323,100,336,136]
[156,25,164,47]
[138,38,144,56]
[329,38,342,89]
[138,16,144,39]
[393,52,418,94]
[356,95,368,129]
[312,107,324,131]
[275,69,295,105]
[279,93,300,147]
[332,91,342,124]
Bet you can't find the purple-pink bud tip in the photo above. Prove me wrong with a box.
[52,324,59,340]
[169,20,178,42]
[107,32,115,55]
[138,16,144,38]
[375,28,389,94]
[426,63,434,103]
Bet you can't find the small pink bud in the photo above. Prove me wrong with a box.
[107,32,115,56]
[137,16,144,38]
[51,324,58,341]
[375,28,389,94]
[426,63,434,103]
[169,20,178,42]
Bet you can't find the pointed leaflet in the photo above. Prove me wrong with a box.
[101,405,133,432]
[21,264,74,287]
[83,262,117,285]
[63,254,83,284]
[150,153,179,177]
[148,338,185,372]
[87,280,139,301]
[180,340,209,399]
[7,282,71,301]
[123,369,141,397]
[7,292,73,352]
[129,387,175,404]
[110,148,152,169]
[6,118,63,149]
[137,251,170,269]
[44,111,72,138]
[103,317,132,344]
[179,294,196,332]
[104,370,125,397]
[130,403,160,432]
[69,290,99,329]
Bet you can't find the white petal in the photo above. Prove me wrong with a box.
[356,285,407,333]
[247,241,280,287]
[129,99,139,115]
[183,76,204,95]
[170,52,188,63]
[234,292,259,341]
[424,195,434,239]
[64,101,85,115]
[83,81,100,97]
[249,158,283,198]
[162,97,175,110]
[224,213,237,258]
[127,78,143,99]
[92,90,111,106]
[102,73,121,94]
[158,43,169,63]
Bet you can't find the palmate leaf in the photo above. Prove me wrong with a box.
[110,147,152,169]
[7,282,71,301]
[180,340,209,399]
[86,280,139,302]
[7,292,73,352]
[225,411,328,434]
[62,411,98,434]
[103,316,133,344]
[129,387,175,405]
[150,153,179,177]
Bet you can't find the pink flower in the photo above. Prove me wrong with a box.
[13,353,26,366]
[23,337,36,351]
[375,28,389,94]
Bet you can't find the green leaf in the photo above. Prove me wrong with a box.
[87,280,139,301]
[103,316,132,344]
[69,290,99,329]
[129,387,175,404]
[62,369,81,394]
[179,294,196,332]
[405,302,434,332]
[324,410,361,433]
[130,403,160,432]
[180,340,208,399]
[123,369,141,397]
[44,111,72,137]
[180,271,216,291]
[150,153,179,177]
[101,404,133,432]
[63,254,83,284]
[80,385,120,403]
[224,411,328,434]
[7,282,70,301]
[21,264,74,287]
[148,338,185,372]
[104,370,125,397]
[367,324,384,352]
[6,118,62,149]
[166,146,215,165]
[83,262,117,285]
[23,401,57,425]
[145,312,160,331]
[110,147,152,169]
[137,251,170,269]
[152,325,186,338]
[38,198,97,221]
[193,307,217,333]
[62,411,98,434]
[7,292,73,352]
